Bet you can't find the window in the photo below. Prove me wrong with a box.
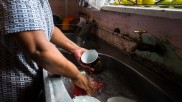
[86,0,182,20]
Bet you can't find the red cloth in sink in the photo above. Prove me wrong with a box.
[91,80,104,90]
[72,80,104,97]
[72,85,87,97]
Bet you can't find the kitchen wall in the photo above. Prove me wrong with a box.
[49,1,182,82]
[80,8,182,57]
[49,0,80,18]
[79,7,182,83]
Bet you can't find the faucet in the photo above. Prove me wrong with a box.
[133,30,166,56]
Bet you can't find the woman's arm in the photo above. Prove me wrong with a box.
[50,26,81,53]
[50,26,93,71]
[13,30,94,95]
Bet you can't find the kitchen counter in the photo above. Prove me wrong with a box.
[43,35,182,102]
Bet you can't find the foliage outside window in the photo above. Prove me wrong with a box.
[109,0,182,9]
[85,0,182,10]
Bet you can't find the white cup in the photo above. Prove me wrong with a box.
[81,49,98,64]
[81,49,103,74]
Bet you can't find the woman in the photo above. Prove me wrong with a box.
[0,0,94,102]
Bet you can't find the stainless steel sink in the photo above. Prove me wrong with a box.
[60,52,179,102]
[43,35,182,102]
[43,49,182,102]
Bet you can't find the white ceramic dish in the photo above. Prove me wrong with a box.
[73,95,100,102]
[107,96,136,102]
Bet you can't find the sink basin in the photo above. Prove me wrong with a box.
[60,52,181,102]
[64,33,84,47]
[43,35,182,102]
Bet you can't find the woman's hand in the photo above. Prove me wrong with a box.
[71,73,95,95]
[73,47,94,71]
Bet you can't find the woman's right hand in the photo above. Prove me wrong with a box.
[73,47,94,71]
[71,72,95,95]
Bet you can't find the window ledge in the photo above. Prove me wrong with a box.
[101,5,182,20]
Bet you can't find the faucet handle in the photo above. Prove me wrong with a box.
[134,30,147,35]
[134,30,147,41]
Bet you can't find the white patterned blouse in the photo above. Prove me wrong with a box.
[0,0,54,102]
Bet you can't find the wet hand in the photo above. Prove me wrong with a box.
[71,72,95,96]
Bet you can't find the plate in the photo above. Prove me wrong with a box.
[107,96,136,102]
[73,95,100,102]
